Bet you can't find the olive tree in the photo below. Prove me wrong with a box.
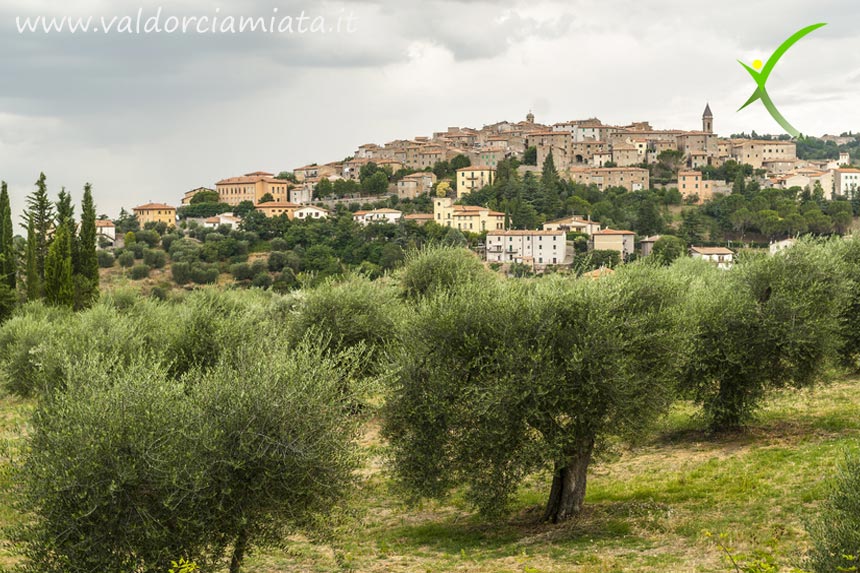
[384,264,687,522]
[17,342,363,573]
[400,245,491,302]
[683,241,846,431]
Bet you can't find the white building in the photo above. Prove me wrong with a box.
[289,185,313,205]
[834,168,860,197]
[294,206,329,221]
[353,208,403,226]
[203,213,241,229]
[96,219,116,244]
[486,230,567,268]
[769,238,796,255]
[690,246,735,270]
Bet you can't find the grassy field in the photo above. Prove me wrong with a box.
[2,380,858,572]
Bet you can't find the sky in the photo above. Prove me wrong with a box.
[0,0,858,219]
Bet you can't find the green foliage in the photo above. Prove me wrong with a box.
[651,235,686,265]
[384,266,688,521]
[683,240,847,430]
[805,451,860,573]
[189,189,220,204]
[0,181,16,289]
[143,248,167,269]
[289,276,401,383]
[43,225,74,308]
[117,251,135,268]
[172,262,192,285]
[0,282,17,323]
[97,251,115,268]
[130,264,151,280]
[400,246,490,301]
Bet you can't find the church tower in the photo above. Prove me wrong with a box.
[526,110,535,124]
[702,103,713,134]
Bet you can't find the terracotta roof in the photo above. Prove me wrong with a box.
[457,166,496,172]
[690,246,734,255]
[95,220,115,227]
[405,213,434,220]
[216,174,287,185]
[640,235,662,243]
[546,216,600,226]
[134,203,175,211]
[592,228,635,235]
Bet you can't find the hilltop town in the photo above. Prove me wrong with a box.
[89,105,860,284]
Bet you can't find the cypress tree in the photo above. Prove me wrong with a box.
[44,224,73,308]
[25,217,39,300]
[79,184,98,283]
[0,182,15,289]
[24,173,55,282]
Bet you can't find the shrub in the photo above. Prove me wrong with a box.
[129,242,145,259]
[172,262,192,285]
[117,251,135,268]
[268,251,288,272]
[230,262,254,281]
[190,263,219,285]
[269,237,288,252]
[401,246,490,302]
[134,229,161,248]
[805,451,860,573]
[251,272,272,289]
[143,248,167,269]
[130,264,151,280]
[97,250,115,268]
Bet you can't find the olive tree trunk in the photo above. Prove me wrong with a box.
[542,437,595,523]
[229,527,249,573]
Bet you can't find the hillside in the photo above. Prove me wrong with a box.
[3,379,857,572]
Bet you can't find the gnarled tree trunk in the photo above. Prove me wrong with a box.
[542,437,595,523]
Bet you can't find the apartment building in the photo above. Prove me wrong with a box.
[133,203,177,228]
[433,197,505,232]
[486,230,567,267]
[730,140,797,169]
[215,172,291,206]
[678,170,714,203]
[255,202,301,218]
[354,208,403,225]
[568,167,650,192]
[456,167,496,198]
[834,168,860,197]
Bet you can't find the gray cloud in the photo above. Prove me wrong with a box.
[0,0,858,217]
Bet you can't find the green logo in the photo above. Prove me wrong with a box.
[738,23,826,138]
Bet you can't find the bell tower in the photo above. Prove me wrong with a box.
[702,103,713,134]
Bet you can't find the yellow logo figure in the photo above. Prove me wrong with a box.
[738,23,827,138]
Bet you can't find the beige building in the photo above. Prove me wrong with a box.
[133,203,176,228]
[255,202,300,218]
[456,167,496,198]
[678,170,714,203]
[397,172,437,200]
[433,197,505,233]
[216,172,291,206]
[589,229,635,259]
[730,140,797,169]
[568,167,649,192]
[543,216,602,235]
[404,213,434,225]
[485,230,567,267]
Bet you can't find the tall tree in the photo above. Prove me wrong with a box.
[78,184,98,283]
[43,224,74,308]
[23,173,55,283]
[25,217,40,300]
[0,182,15,289]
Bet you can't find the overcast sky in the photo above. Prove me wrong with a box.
[0,0,857,219]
